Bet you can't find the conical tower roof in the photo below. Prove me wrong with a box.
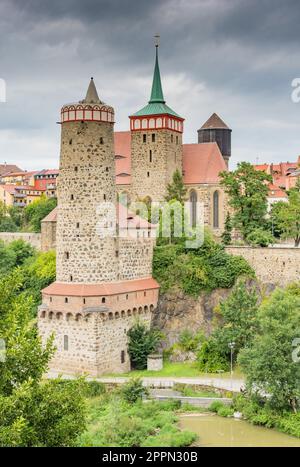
[82,77,103,104]
[200,113,230,130]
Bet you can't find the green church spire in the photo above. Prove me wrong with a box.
[149,45,165,104]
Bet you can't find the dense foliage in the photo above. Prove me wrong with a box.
[239,284,300,412]
[79,387,196,447]
[153,230,254,295]
[127,322,162,370]
[197,280,259,372]
[221,212,233,245]
[246,228,275,247]
[165,169,187,204]
[0,196,57,233]
[220,162,272,240]
[270,184,300,246]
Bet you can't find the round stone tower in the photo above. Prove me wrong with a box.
[197,113,232,168]
[56,78,118,283]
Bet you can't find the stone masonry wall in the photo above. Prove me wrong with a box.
[226,246,300,286]
[41,221,56,251]
[118,237,155,280]
[0,232,41,249]
[56,120,118,283]
[131,130,183,202]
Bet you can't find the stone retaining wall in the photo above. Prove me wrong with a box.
[225,246,300,286]
[0,232,41,249]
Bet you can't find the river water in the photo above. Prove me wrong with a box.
[180,414,300,447]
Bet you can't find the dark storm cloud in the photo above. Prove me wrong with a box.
[0,0,300,169]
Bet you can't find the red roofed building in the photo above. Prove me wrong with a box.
[254,156,300,191]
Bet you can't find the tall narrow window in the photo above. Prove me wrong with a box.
[64,335,69,351]
[121,350,125,363]
[149,150,152,162]
[190,190,197,228]
[143,134,146,143]
[152,133,155,142]
[100,137,104,144]
[213,191,219,228]
[147,171,150,177]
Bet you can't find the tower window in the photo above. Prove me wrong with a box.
[70,194,74,200]
[106,167,109,172]
[65,252,69,260]
[176,136,179,144]
[74,166,78,172]
[102,297,106,303]
[149,150,152,162]
[70,275,73,282]
[147,171,150,177]
[69,139,72,145]
[116,250,119,257]
[100,137,104,144]
[103,194,106,201]
[143,134,147,143]
[152,133,155,142]
[76,222,79,228]
[65,297,68,303]
[50,297,52,303]
[171,134,173,143]
[83,298,86,304]
[121,350,125,364]
[64,335,69,351]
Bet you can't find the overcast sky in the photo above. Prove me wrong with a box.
[0,0,300,170]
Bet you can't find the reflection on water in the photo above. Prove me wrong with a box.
[180,414,300,447]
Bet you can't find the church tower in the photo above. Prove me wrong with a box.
[38,79,159,377]
[198,113,232,168]
[130,40,184,202]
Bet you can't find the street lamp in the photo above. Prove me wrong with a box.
[228,341,235,377]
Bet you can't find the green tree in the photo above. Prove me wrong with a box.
[220,162,272,239]
[0,270,87,446]
[272,188,300,247]
[239,286,300,412]
[121,378,148,404]
[127,321,162,370]
[165,169,187,204]
[221,212,233,245]
[7,240,35,267]
[269,201,287,238]
[213,281,259,358]
[23,195,57,232]
[0,240,17,276]
[246,228,275,247]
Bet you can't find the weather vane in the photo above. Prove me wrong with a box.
[154,34,160,48]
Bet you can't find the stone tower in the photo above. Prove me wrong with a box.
[197,113,232,168]
[38,79,159,376]
[130,43,184,202]
[56,78,118,283]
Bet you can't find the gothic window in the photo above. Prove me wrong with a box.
[190,190,197,228]
[64,335,69,351]
[213,191,220,228]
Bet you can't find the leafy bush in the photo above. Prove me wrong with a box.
[246,228,275,247]
[153,232,254,296]
[208,401,224,413]
[217,405,234,417]
[121,378,148,404]
[197,340,229,373]
[177,329,205,353]
[127,322,162,370]
[84,381,106,398]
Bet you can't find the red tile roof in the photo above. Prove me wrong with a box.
[43,277,159,297]
[42,206,58,222]
[0,164,23,176]
[114,132,226,185]
[268,183,288,199]
[183,143,227,184]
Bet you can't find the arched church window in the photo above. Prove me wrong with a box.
[190,190,197,228]
[213,191,219,228]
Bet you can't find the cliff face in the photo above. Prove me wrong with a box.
[152,281,276,348]
[152,288,232,348]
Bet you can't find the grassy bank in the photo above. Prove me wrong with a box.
[79,385,197,447]
[108,361,243,379]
